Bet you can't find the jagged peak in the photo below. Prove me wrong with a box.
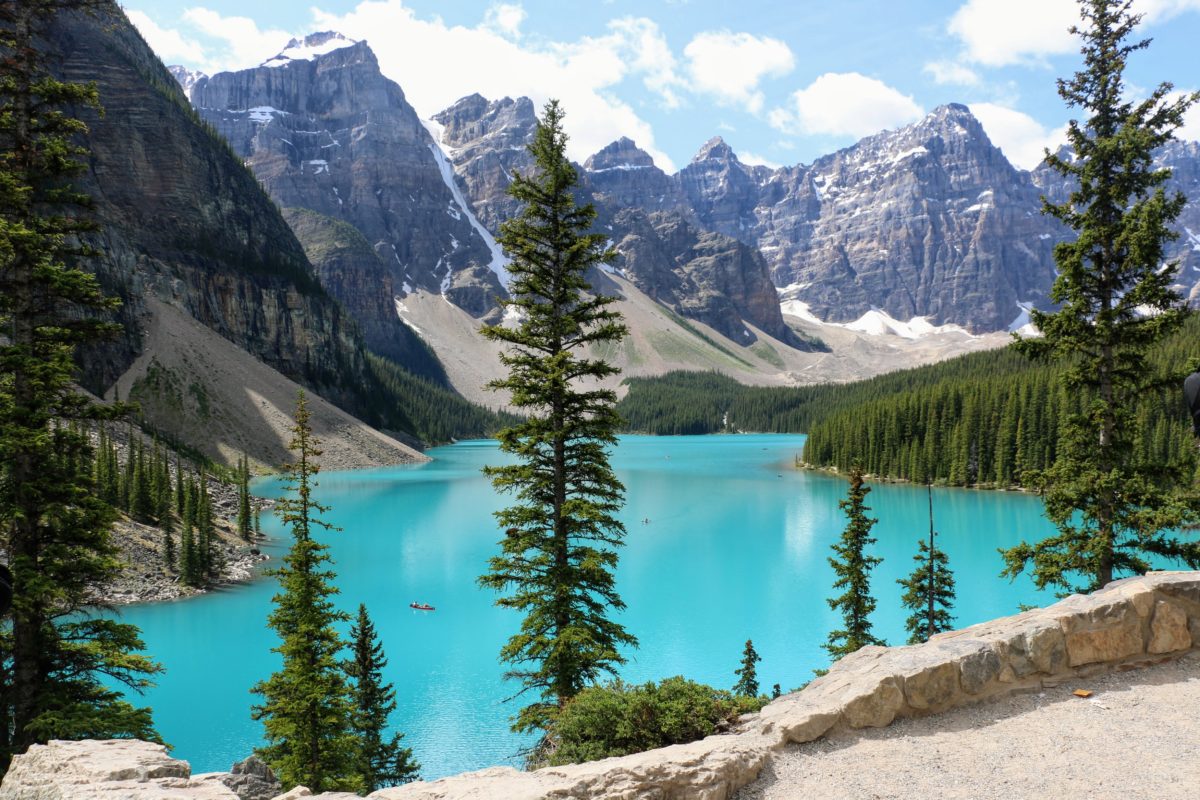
[585,137,656,172]
[261,31,360,68]
[692,136,738,164]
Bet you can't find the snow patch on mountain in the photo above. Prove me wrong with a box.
[422,118,511,288]
[262,32,357,67]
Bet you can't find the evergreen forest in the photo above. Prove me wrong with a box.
[617,313,1200,488]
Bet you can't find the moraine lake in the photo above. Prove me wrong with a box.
[106,434,1059,780]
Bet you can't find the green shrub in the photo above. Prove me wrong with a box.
[542,676,767,767]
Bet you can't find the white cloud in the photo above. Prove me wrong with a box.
[738,151,782,169]
[923,60,980,86]
[969,102,1068,169]
[180,8,294,72]
[948,0,1077,67]
[946,0,1200,67]
[482,3,526,38]
[309,1,679,170]
[770,73,922,139]
[126,10,207,63]
[683,31,794,114]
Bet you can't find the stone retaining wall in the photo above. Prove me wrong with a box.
[3,571,1198,800]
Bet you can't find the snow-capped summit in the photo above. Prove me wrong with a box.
[261,31,358,67]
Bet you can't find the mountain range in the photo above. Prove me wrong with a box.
[43,6,1200,464]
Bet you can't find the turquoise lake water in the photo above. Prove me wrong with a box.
[106,434,1061,779]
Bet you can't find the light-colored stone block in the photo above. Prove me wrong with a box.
[1148,600,1191,654]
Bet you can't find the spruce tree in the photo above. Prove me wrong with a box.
[898,485,956,644]
[345,604,418,791]
[252,392,356,792]
[732,639,761,698]
[1003,0,1200,593]
[0,0,161,767]
[237,454,253,541]
[825,465,885,661]
[478,100,635,735]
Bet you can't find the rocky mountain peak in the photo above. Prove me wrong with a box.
[692,136,738,164]
[584,137,656,172]
[167,65,206,95]
[433,94,537,151]
[261,31,359,67]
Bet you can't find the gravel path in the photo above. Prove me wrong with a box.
[737,652,1200,800]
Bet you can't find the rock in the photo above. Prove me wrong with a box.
[269,787,311,800]
[185,35,507,321]
[1056,593,1147,667]
[900,659,960,711]
[1148,600,1191,654]
[0,739,238,799]
[219,756,281,800]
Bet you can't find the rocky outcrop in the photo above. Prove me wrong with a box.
[10,572,1197,800]
[584,137,692,217]
[183,34,507,319]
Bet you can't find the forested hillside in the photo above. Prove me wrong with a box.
[618,314,1200,488]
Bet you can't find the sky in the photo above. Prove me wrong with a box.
[123,0,1200,173]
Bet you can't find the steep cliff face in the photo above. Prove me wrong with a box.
[184,34,507,319]
[429,98,796,346]
[676,137,770,242]
[281,208,445,380]
[431,93,538,232]
[47,5,414,435]
[774,105,1062,331]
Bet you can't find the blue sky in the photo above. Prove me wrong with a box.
[124,0,1200,172]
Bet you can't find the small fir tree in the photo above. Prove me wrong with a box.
[825,465,885,661]
[237,454,253,541]
[251,392,356,792]
[898,485,956,644]
[345,605,419,791]
[1003,0,1200,592]
[732,639,761,698]
[478,100,635,735]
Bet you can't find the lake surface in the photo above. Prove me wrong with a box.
[107,434,1060,779]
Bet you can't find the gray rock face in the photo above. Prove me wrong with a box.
[676,136,769,242]
[50,9,391,422]
[431,94,537,233]
[430,96,796,345]
[183,34,506,319]
[584,137,692,217]
[217,756,281,800]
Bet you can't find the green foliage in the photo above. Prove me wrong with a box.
[1001,0,1200,593]
[237,453,252,541]
[732,639,761,698]
[251,393,357,792]
[0,0,161,769]
[542,676,766,767]
[478,100,636,736]
[825,466,885,661]
[345,605,418,791]
[898,540,956,645]
[365,353,515,444]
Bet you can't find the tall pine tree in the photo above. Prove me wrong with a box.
[251,392,356,792]
[345,605,418,792]
[1003,0,1200,592]
[0,0,160,767]
[478,100,636,736]
[824,465,885,661]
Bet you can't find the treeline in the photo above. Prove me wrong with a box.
[617,314,1200,488]
[366,354,517,444]
[93,425,254,586]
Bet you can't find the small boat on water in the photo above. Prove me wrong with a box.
[410,602,435,611]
